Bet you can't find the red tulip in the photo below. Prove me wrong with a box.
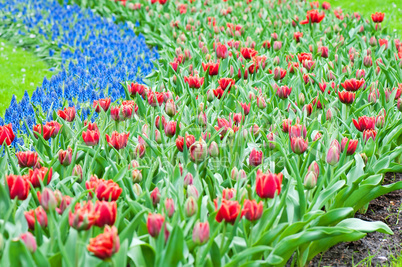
[20,232,37,253]
[255,169,283,199]
[150,187,161,206]
[147,213,165,237]
[341,137,358,155]
[57,107,76,122]
[249,149,263,167]
[273,67,287,80]
[170,61,179,72]
[297,52,313,63]
[164,198,175,218]
[241,199,263,221]
[327,145,340,165]
[147,91,164,107]
[202,62,219,76]
[28,167,52,188]
[222,188,236,200]
[338,91,355,104]
[192,222,210,245]
[16,151,38,168]
[164,121,177,137]
[294,32,303,42]
[352,116,376,132]
[282,119,292,133]
[371,12,384,23]
[58,147,73,166]
[240,47,258,59]
[218,78,235,91]
[46,121,61,137]
[128,83,147,97]
[106,131,129,150]
[276,85,292,99]
[216,43,228,59]
[322,2,331,10]
[7,175,30,200]
[93,98,111,113]
[86,176,122,201]
[214,198,241,224]
[190,139,208,163]
[240,102,250,115]
[291,137,308,154]
[184,75,204,89]
[39,188,58,211]
[94,201,117,227]
[69,201,98,231]
[300,9,325,24]
[288,124,307,139]
[176,134,196,152]
[0,123,15,146]
[82,129,100,146]
[363,129,377,143]
[33,124,55,141]
[24,206,48,230]
[341,78,365,92]
[87,226,120,259]
[56,195,72,215]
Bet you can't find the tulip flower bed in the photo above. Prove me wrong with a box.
[3,0,402,266]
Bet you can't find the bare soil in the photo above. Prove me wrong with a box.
[310,173,402,266]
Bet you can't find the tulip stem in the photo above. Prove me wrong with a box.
[220,224,227,253]
[1,198,17,234]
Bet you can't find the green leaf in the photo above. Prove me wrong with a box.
[160,226,184,267]
[336,218,393,235]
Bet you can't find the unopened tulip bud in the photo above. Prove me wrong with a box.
[363,56,372,67]
[308,161,320,176]
[155,129,162,144]
[20,232,37,253]
[360,153,368,165]
[208,141,219,157]
[298,93,305,105]
[273,41,282,51]
[207,90,215,102]
[133,184,142,196]
[184,173,194,188]
[150,187,161,206]
[40,188,58,211]
[72,164,83,183]
[369,36,377,47]
[131,169,142,183]
[198,112,207,126]
[231,167,239,180]
[326,108,333,121]
[185,196,198,217]
[190,139,208,163]
[257,96,267,109]
[192,222,209,245]
[326,146,340,165]
[304,171,317,190]
[187,185,199,199]
[58,147,73,166]
[164,198,175,218]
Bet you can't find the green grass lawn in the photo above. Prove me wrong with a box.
[0,39,53,116]
[326,0,402,35]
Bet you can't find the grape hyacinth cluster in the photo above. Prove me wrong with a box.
[0,0,158,147]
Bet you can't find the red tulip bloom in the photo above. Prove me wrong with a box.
[25,206,48,230]
[86,176,122,201]
[363,129,377,143]
[164,121,177,137]
[184,75,204,89]
[57,107,76,122]
[291,137,308,154]
[218,78,235,91]
[276,86,292,99]
[216,43,228,59]
[0,123,15,146]
[300,9,325,24]
[16,151,38,168]
[170,61,179,72]
[338,91,355,104]
[240,102,251,115]
[294,32,303,42]
[87,226,120,259]
[93,98,111,113]
[69,201,98,230]
[58,147,73,166]
[155,115,166,130]
[240,47,258,59]
[371,12,384,23]
[255,169,283,199]
[82,129,100,146]
[202,62,219,76]
[106,131,129,150]
[341,78,365,92]
[214,198,241,224]
[175,134,196,152]
[241,199,263,221]
[289,124,307,139]
[56,195,72,215]
[249,149,263,167]
[297,53,313,63]
[273,67,287,80]
[128,83,147,97]
[28,167,52,188]
[94,201,117,227]
[7,175,30,200]
[282,119,292,133]
[192,222,210,245]
[322,2,331,10]
[150,187,161,206]
[20,232,37,253]
[353,116,376,132]
[147,213,165,237]
[147,91,164,107]
[262,40,271,49]
[341,137,358,155]
[46,121,62,137]
[33,124,55,141]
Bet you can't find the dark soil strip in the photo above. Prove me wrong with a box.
[310,173,402,266]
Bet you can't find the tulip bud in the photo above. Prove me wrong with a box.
[40,188,58,211]
[133,183,142,196]
[298,93,305,106]
[184,173,194,188]
[256,96,266,109]
[326,146,340,165]
[165,99,176,117]
[190,139,208,163]
[187,185,199,199]
[192,222,210,245]
[208,141,219,157]
[164,198,175,218]
[207,90,215,102]
[185,196,198,217]
[273,41,282,51]
[363,56,372,67]
[155,129,162,144]
[164,121,177,137]
[131,169,143,183]
[326,108,333,121]
[398,98,402,112]
[72,164,83,183]
[20,232,37,253]
[150,187,161,206]
[304,171,317,189]
[249,149,263,167]
[231,167,239,180]
[198,112,207,126]
[360,153,369,165]
[58,147,73,166]
[369,36,377,47]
